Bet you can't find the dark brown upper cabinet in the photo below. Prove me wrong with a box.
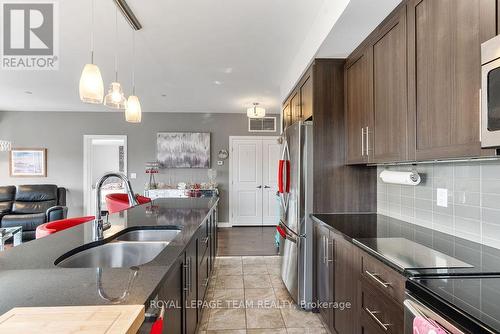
[282,100,291,130]
[300,75,313,120]
[371,7,408,163]
[407,0,496,160]
[290,91,300,124]
[346,49,372,164]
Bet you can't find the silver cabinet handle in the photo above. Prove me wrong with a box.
[256,185,262,189]
[365,126,370,156]
[365,270,391,288]
[264,185,271,189]
[364,307,390,331]
[183,261,190,294]
[328,239,334,264]
[321,235,326,264]
[361,127,365,157]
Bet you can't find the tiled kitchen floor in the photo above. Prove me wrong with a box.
[197,256,326,334]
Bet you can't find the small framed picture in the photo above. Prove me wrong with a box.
[9,148,47,177]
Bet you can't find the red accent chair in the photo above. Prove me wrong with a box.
[105,193,151,214]
[35,216,95,239]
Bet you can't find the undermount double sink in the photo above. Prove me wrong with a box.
[55,228,181,269]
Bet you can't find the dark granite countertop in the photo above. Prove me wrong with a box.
[407,276,500,333]
[0,197,218,316]
[311,213,500,277]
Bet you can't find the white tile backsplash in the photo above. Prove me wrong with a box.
[377,161,500,249]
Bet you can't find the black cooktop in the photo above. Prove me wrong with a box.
[408,276,500,334]
[312,213,500,276]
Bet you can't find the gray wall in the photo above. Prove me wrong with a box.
[377,161,500,249]
[0,111,279,221]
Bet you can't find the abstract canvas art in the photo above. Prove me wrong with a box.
[157,132,210,168]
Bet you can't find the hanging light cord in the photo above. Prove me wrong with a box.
[114,8,119,82]
[132,30,135,95]
[90,0,94,63]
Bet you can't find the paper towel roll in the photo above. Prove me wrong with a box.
[380,170,421,186]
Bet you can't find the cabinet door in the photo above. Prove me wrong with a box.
[333,235,359,334]
[346,50,371,164]
[282,101,291,130]
[407,0,496,160]
[290,91,300,123]
[314,224,333,329]
[157,258,183,334]
[300,75,313,120]
[183,238,198,334]
[372,8,408,163]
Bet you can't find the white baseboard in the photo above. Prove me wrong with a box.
[217,222,232,228]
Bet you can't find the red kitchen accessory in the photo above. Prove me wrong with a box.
[278,138,291,213]
[150,305,165,334]
[276,225,287,238]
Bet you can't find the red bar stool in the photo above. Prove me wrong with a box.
[105,193,151,214]
[36,216,95,239]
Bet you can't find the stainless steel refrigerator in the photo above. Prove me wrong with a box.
[278,121,313,309]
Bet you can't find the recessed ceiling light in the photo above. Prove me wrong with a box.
[24,91,33,95]
[224,67,233,74]
[214,81,222,85]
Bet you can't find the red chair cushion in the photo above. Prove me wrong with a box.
[36,216,95,239]
[105,193,151,214]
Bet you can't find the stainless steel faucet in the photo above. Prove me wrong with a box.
[93,172,139,241]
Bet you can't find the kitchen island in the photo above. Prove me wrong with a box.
[0,197,219,333]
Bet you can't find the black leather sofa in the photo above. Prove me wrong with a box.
[0,185,67,241]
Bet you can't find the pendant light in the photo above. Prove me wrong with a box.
[104,9,127,109]
[247,103,266,118]
[79,0,104,104]
[125,30,142,123]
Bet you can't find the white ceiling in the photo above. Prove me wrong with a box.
[0,0,401,114]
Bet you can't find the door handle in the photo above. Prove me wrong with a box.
[256,185,262,189]
[264,185,271,189]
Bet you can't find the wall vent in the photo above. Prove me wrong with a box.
[248,117,276,132]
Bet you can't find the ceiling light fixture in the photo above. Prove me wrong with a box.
[104,9,127,109]
[247,103,266,118]
[125,31,142,123]
[113,0,142,31]
[79,0,104,104]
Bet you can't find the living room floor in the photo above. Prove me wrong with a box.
[197,256,326,334]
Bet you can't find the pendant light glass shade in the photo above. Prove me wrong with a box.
[126,95,142,123]
[0,140,11,152]
[79,64,104,104]
[79,0,103,104]
[104,82,127,109]
[247,103,266,118]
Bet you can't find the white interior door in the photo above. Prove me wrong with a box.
[231,139,263,225]
[83,135,127,216]
[262,138,280,225]
[230,136,280,226]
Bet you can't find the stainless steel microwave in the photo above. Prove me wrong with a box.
[481,34,500,147]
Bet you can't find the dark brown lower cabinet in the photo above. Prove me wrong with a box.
[314,221,405,334]
[359,278,404,334]
[138,204,218,334]
[184,236,198,334]
[315,223,334,329]
[332,235,359,334]
[159,258,184,334]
